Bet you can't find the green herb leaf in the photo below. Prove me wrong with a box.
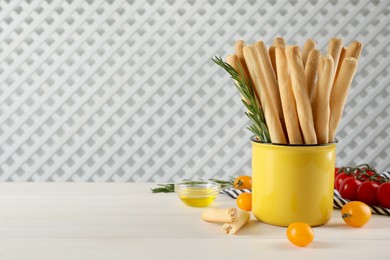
[212,56,271,142]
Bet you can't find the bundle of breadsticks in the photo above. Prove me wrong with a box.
[224,37,362,144]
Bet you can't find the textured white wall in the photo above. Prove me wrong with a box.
[0,0,388,182]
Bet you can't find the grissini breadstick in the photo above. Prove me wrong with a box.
[285,46,317,144]
[234,41,251,83]
[226,54,251,105]
[334,46,346,85]
[327,38,343,83]
[269,38,286,80]
[254,41,287,139]
[273,37,286,47]
[305,49,321,102]
[222,210,250,235]
[226,54,245,80]
[201,208,240,223]
[328,57,358,142]
[313,55,334,144]
[345,41,363,60]
[269,46,277,80]
[243,44,287,144]
[302,38,316,67]
[275,46,303,144]
[333,42,362,97]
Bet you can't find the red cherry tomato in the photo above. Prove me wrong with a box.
[335,167,340,176]
[335,173,352,191]
[357,181,379,206]
[377,183,390,208]
[339,177,362,201]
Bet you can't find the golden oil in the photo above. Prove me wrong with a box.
[178,187,217,207]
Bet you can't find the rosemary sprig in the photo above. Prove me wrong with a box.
[212,56,271,142]
[208,177,235,189]
[151,184,175,193]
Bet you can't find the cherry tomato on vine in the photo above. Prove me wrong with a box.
[357,181,379,206]
[341,201,371,227]
[335,167,341,179]
[377,183,390,208]
[234,175,252,189]
[355,169,376,182]
[369,174,385,185]
[339,177,362,201]
[335,173,351,190]
[286,222,314,247]
[236,193,252,211]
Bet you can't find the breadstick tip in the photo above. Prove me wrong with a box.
[308,49,321,59]
[330,37,343,43]
[346,41,363,60]
[349,40,363,48]
[273,37,286,47]
[254,40,266,48]
[254,41,268,59]
[235,40,246,48]
[305,38,316,45]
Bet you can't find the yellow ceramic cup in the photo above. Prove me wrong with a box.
[251,137,337,227]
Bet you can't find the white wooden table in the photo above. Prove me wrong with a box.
[0,183,388,259]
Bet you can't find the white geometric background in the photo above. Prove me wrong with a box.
[0,0,388,182]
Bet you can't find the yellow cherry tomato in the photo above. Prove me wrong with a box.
[236,193,252,211]
[341,201,371,227]
[286,222,314,247]
[233,175,252,189]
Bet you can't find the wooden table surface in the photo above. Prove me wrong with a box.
[0,183,388,259]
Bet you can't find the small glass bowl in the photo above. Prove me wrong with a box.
[174,180,221,207]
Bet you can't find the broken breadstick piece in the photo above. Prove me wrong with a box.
[285,46,317,144]
[329,57,358,142]
[305,49,321,102]
[302,38,316,67]
[314,55,334,144]
[275,46,303,144]
[222,210,250,235]
[201,208,240,223]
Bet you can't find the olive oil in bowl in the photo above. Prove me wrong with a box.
[175,181,221,207]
